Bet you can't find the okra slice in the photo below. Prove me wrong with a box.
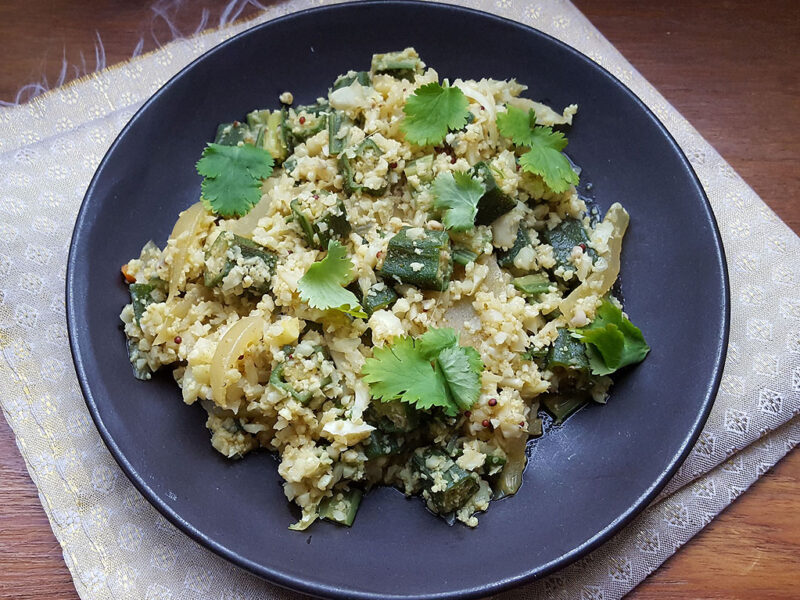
[285,105,328,145]
[327,110,350,156]
[214,121,252,146]
[367,398,420,433]
[332,71,371,91]
[452,247,478,266]
[269,361,312,404]
[319,488,362,527]
[542,218,597,275]
[379,227,453,291]
[291,193,351,249]
[370,49,424,80]
[484,453,508,474]
[512,273,554,297]
[339,137,387,196]
[496,226,533,275]
[547,328,589,372]
[403,154,434,190]
[470,161,516,226]
[204,231,277,295]
[129,283,156,325]
[363,429,405,459]
[362,281,398,315]
[412,447,480,514]
[247,108,292,164]
[541,393,589,425]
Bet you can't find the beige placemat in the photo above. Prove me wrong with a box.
[0,1,798,598]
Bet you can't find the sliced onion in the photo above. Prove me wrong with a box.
[168,202,207,299]
[496,435,527,498]
[210,316,264,409]
[225,181,274,238]
[559,203,629,320]
[153,296,193,345]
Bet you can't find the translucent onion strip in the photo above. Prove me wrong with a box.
[167,202,207,299]
[496,435,527,498]
[210,316,264,409]
[559,202,629,320]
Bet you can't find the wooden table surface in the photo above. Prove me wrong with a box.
[1,1,798,598]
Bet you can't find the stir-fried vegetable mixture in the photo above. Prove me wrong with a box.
[120,48,649,530]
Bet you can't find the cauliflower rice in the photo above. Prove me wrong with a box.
[120,48,645,530]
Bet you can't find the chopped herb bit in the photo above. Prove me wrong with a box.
[196,142,274,217]
[401,82,470,146]
[362,328,483,416]
[298,240,367,318]
[571,298,650,375]
[432,171,486,231]
[496,105,578,193]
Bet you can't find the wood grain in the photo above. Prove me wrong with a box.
[0,1,798,599]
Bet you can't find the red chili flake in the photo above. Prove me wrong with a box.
[482,419,490,428]
[173,336,182,344]
[313,194,319,200]
[464,411,471,418]
[288,354,293,359]
[233,120,240,127]
[299,116,306,124]
[238,354,244,360]
[519,421,525,427]
[376,251,384,259]
[516,164,521,171]
[579,243,587,251]
[450,155,457,164]
[488,398,497,407]
[480,105,485,110]
[389,161,397,169]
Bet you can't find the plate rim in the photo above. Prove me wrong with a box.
[66,2,730,598]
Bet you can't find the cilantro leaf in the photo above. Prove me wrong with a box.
[196,142,274,217]
[571,299,650,375]
[362,336,453,413]
[361,327,483,416]
[519,145,579,194]
[437,345,484,411]
[528,125,568,152]
[417,327,459,360]
[401,82,470,146]
[432,171,486,231]
[297,240,367,318]
[496,105,577,194]
[496,105,538,145]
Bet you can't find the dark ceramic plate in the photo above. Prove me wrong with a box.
[66,2,729,598]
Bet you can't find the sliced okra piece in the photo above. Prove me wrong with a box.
[204,231,277,295]
[291,194,351,249]
[319,487,362,526]
[378,227,452,291]
[339,137,387,196]
[542,218,597,275]
[370,49,424,80]
[412,447,480,514]
[362,282,398,315]
[470,161,516,225]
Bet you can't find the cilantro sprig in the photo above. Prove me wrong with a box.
[297,240,367,318]
[571,299,650,376]
[196,142,274,218]
[496,105,578,194]
[362,328,483,416]
[432,171,486,231]
[401,82,470,146]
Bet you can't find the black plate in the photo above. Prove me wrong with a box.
[66,2,729,598]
